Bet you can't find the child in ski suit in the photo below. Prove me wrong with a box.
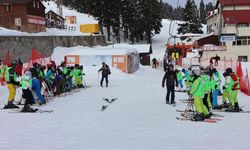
[190,69,209,121]
[201,71,212,111]
[20,71,37,112]
[221,72,231,108]
[225,68,241,112]
[4,63,20,109]
[32,71,46,105]
[176,69,184,91]
[0,62,6,85]
[211,69,221,109]
[185,68,194,91]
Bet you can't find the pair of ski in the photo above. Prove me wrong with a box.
[101,98,117,111]
[176,110,223,123]
[212,109,250,113]
[1,107,53,113]
[176,116,222,123]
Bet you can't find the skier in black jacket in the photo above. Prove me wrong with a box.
[98,62,111,87]
[162,64,178,104]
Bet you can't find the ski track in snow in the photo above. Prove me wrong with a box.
[0,66,250,150]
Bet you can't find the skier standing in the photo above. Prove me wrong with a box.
[98,62,111,87]
[4,62,20,109]
[225,68,241,112]
[211,68,221,109]
[162,65,178,104]
[221,72,230,108]
[190,69,210,121]
[20,71,37,112]
[176,69,184,91]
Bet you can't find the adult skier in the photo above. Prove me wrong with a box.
[98,62,111,87]
[162,64,178,104]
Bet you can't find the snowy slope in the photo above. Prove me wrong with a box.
[0,64,250,150]
[151,19,207,60]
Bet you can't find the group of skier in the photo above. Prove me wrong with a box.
[1,60,86,112]
[162,64,241,121]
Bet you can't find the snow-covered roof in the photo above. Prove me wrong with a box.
[108,43,151,53]
[67,48,138,56]
[42,1,97,24]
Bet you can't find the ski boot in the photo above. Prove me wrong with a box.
[3,102,19,109]
[21,105,37,113]
[192,113,205,121]
[221,102,229,108]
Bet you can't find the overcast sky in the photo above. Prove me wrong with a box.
[163,0,216,7]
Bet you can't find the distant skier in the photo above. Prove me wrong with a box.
[152,58,157,68]
[98,62,111,87]
[176,69,184,91]
[162,64,178,104]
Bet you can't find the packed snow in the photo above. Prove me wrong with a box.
[1,51,250,150]
[1,2,250,150]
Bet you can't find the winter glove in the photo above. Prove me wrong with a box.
[215,85,218,89]
[162,85,165,88]
[222,86,226,90]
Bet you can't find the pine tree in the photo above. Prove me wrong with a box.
[200,0,206,24]
[178,0,203,34]
[138,0,163,44]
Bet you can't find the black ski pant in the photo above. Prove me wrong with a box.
[22,89,34,106]
[166,85,175,103]
[203,93,210,110]
[100,75,108,87]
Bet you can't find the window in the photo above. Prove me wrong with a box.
[6,5,11,11]
[33,1,36,8]
[238,56,248,62]
[237,24,249,28]
[37,2,40,8]
[233,36,250,46]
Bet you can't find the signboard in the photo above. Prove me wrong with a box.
[65,16,77,24]
[27,15,45,25]
[14,18,21,26]
[201,45,226,51]
[220,34,236,42]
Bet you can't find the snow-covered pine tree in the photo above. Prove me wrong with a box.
[178,0,203,34]
[200,0,206,24]
[138,0,162,44]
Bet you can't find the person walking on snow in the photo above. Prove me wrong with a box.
[162,65,178,104]
[98,62,111,87]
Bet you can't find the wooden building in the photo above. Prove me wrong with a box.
[0,0,46,33]
[45,10,65,29]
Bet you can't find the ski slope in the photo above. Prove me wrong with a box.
[0,63,250,150]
